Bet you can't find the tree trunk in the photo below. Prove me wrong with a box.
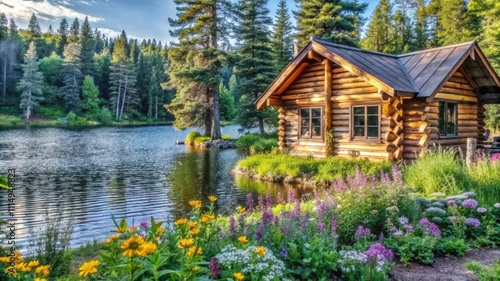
[211,84,221,140]
[115,70,122,120]
[155,96,158,119]
[204,89,211,136]
[258,117,265,135]
[2,54,6,97]
[120,72,128,120]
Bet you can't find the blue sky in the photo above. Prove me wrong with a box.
[2,0,378,43]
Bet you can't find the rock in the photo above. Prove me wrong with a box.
[198,139,235,149]
[431,202,445,208]
[461,192,476,199]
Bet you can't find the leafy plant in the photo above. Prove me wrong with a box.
[465,260,500,281]
[434,237,469,257]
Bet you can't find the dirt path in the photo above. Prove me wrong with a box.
[390,249,500,281]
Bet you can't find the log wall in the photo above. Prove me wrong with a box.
[402,69,481,161]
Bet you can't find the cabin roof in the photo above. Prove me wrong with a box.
[256,39,500,109]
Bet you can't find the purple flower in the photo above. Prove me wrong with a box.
[365,243,394,263]
[140,221,149,228]
[392,165,402,185]
[462,199,478,209]
[261,210,274,225]
[404,224,414,232]
[277,192,284,204]
[331,217,338,233]
[229,216,236,235]
[418,218,441,238]
[280,226,289,235]
[449,216,457,223]
[477,207,487,213]
[258,195,265,211]
[447,200,457,206]
[256,223,264,240]
[266,194,273,209]
[398,216,409,225]
[355,225,371,238]
[246,193,254,213]
[465,218,481,228]
[280,247,288,257]
[380,171,391,184]
[209,257,220,277]
[287,188,295,203]
[492,153,500,162]
[378,232,385,242]
[293,199,301,218]
[332,178,348,192]
[317,222,325,232]
[238,213,245,226]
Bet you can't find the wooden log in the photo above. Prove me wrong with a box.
[466,138,477,167]
[267,98,284,107]
[458,132,479,138]
[324,59,333,143]
[331,93,381,102]
[434,93,478,102]
[293,75,324,84]
[333,87,379,96]
[386,143,398,153]
[332,81,372,90]
[419,134,428,146]
[283,86,324,95]
[282,93,324,100]
[334,77,365,84]
[287,80,325,90]
[457,120,478,127]
[443,81,474,90]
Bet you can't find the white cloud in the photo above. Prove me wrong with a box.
[0,0,104,22]
[97,27,144,41]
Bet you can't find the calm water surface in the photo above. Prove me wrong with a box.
[0,125,310,250]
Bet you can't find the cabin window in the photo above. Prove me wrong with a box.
[299,107,322,139]
[352,105,380,140]
[439,101,457,137]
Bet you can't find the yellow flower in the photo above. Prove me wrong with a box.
[187,221,198,229]
[4,266,17,278]
[109,234,120,240]
[35,265,51,276]
[189,200,202,209]
[192,266,200,272]
[178,238,194,249]
[34,278,47,281]
[157,227,165,233]
[237,236,248,244]
[104,238,111,243]
[16,262,31,272]
[114,227,123,233]
[138,241,157,256]
[28,260,40,268]
[174,218,187,226]
[237,206,246,213]
[189,227,201,236]
[14,251,24,263]
[256,246,266,256]
[129,226,138,233]
[0,256,10,263]
[208,195,217,202]
[200,214,216,223]
[234,272,245,281]
[120,236,145,257]
[187,246,203,256]
[79,259,99,277]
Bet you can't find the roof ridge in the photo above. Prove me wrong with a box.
[398,41,476,57]
[311,38,399,58]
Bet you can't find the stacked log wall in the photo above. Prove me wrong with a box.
[282,62,326,157]
[330,66,392,161]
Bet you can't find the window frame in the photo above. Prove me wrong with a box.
[350,104,381,141]
[438,101,458,138]
[298,107,323,139]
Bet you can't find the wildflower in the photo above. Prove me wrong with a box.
[494,203,500,208]
[477,207,487,213]
[256,222,265,240]
[386,206,399,212]
[16,263,31,272]
[365,243,394,263]
[138,241,157,256]
[355,225,371,237]
[447,200,457,206]
[317,222,326,232]
[280,246,288,257]
[234,272,245,281]
[261,210,274,224]
[418,218,441,238]
[0,256,10,263]
[34,278,47,281]
[157,227,165,233]
[237,206,246,213]
[187,221,198,229]
[462,199,478,209]
[256,246,266,256]
[201,214,215,223]
[79,260,99,277]
[35,265,51,276]
[398,216,409,225]
[492,153,500,162]
[129,226,138,233]
[331,217,338,232]
[189,227,200,236]
[4,266,17,278]
[209,257,220,277]
[208,195,217,202]
[258,195,265,210]
[277,192,284,204]
[237,236,249,243]
[174,218,187,226]
[229,216,237,235]
[465,218,481,228]
[120,236,145,257]
[178,238,194,249]
[404,224,414,232]
[189,200,202,209]
[28,260,40,268]
[109,234,120,240]
[187,246,203,256]
[140,221,149,228]
[114,227,123,233]
[449,216,457,223]
[393,230,404,237]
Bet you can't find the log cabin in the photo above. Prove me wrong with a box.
[256,38,500,162]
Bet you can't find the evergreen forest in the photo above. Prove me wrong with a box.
[1,0,499,138]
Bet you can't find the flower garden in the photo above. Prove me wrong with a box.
[1,150,500,280]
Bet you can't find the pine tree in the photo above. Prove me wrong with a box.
[219,81,236,121]
[27,13,41,41]
[147,65,163,119]
[62,42,83,110]
[47,25,54,35]
[167,0,232,139]
[0,19,21,97]
[82,75,99,115]
[271,0,294,73]
[392,0,413,52]
[412,0,428,50]
[295,0,367,47]
[234,0,275,134]
[430,0,471,45]
[38,52,64,104]
[0,13,8,41]
[361,0,393,52]
[69,18,80,43]
[57,18,69,56]
[17,42,43,119]
[80,16,95,76]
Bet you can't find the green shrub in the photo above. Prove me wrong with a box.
[185,130,201,143]
[236,134,261,150]
[250,138,278,154]
[39,105,66,119]
[465,260,500,281]
[194,136,210,143]
[434,237,469,257]
[96,107,113,125]
[404,148,473,196]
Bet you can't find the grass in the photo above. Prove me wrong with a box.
[467,155,500,206]
[237,154,393,182]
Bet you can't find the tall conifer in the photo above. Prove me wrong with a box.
[271,0,294,73]
[17,42,43,119]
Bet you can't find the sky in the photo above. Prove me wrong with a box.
[1,0,379,44]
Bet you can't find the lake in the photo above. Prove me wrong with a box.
[0,125,310,250]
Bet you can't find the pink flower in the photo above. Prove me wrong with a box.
[140,221,149,228]
[449,216,457,223]
[447,200,456,206]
